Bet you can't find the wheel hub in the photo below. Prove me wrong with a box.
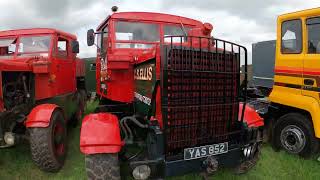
[280,125,306,154]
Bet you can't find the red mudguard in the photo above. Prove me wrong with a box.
[80,113,123,154]
[25,104,59,128]
[239,103,264,128]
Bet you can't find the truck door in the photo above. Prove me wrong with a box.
[303,17,320,100]
[275,19,303,93]
[53,36,76,95]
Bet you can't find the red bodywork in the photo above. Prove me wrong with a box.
[95,12,206,103]
[0,28,84,112]
[239,103,264,128]
[25,104,59,127]
[80,113,122,154]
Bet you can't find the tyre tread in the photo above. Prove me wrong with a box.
[85,154,120,180]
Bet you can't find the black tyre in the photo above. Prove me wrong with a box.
[85,154,120,180]
[29,109,67,172]
[273,113,319,158]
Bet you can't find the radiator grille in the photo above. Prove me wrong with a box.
[161,37,247,158]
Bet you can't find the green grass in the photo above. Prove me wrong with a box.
[1,101,319,180]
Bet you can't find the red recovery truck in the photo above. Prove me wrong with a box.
[80,9,264,179]
[0,28,86,172]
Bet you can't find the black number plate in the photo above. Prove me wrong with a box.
[184,142,228,160]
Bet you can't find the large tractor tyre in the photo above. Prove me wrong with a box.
[29,110,67,172]
[273,113,319,158]
[233,143,261,174]
[85,154,120,180]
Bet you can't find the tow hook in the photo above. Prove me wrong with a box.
[203,156,218,174]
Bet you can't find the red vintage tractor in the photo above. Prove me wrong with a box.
[80,9,264,179]
[0,28,86,172]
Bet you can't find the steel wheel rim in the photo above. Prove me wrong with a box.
[280,125,306,154]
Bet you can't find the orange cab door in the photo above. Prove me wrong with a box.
[275,19,303,92]
[302,17,320,100]
[53,36,76,95]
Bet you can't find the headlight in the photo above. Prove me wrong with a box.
[132,165,151,180]
[4,132,15,146]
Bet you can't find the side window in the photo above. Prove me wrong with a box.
[96,33,102,49]
[57,37,68,58]
[281,19,302,54]
[0,38,16,58]
[96,25,108,51]
[307,17,320,54]
[102,26,109,50]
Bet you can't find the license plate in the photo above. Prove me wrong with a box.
[184,142,228,160]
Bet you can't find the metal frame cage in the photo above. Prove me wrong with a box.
[161,36,248,159]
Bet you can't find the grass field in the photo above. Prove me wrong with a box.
[1,102,320,180]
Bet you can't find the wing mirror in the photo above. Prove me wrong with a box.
[71,40,79,54]
[87,29,95,46]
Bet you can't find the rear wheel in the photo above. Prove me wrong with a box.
[85,154,120,180]
[29,109,67,172]
[273,113,318,158]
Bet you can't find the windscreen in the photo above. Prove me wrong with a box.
[115,21,159,41]
[18,36,51,54]
[115,21,159,49]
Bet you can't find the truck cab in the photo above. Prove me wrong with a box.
[267,8,320,157]
[0,28,81,103]
[89,12,211,103]
[0,28,85,172]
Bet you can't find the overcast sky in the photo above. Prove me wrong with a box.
[0,0,319,62]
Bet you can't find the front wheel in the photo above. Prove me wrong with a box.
[85,154,120,180]
[29,109,67,172]
[273,113,319,158]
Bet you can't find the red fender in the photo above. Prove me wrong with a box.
[239,103,264,128]
[80,113,123,154]
[25,104,59,128]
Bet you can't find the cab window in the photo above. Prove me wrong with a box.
[281,19,302,54]
[0,38,17,59]
[102,26,109,51]
[57,37,68,58]
[307,17,320,54]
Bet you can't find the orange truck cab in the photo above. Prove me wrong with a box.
[254,8,320,157]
